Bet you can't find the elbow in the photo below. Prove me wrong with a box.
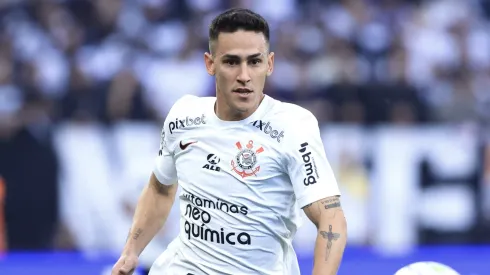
[338,211,348,244]
[340,213,347,231]
[338,210,348,235]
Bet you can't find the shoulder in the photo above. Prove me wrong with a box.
[276,101,318,125]
[264,97,320,139]
[258,97,322,157]
[163,95,214,139]
[167,94,214,118]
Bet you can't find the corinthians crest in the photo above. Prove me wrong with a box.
[231,140,264,178]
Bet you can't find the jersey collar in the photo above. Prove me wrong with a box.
[208,95,272,127]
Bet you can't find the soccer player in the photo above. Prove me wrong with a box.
[112,8,347,275]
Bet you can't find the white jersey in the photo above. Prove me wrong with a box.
[151,95,340,275]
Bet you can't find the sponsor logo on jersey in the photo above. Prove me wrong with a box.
[231,140,264,178]
[299,142,319,186]
[182,192,251,246]
[181,192,249,215]
[180,141,197,150]
[251,120,285,143]
[168,114,206,134]
[203,153,221,172]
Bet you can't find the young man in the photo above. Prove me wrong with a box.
[112,8,347,275]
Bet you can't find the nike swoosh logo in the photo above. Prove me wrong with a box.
[180,141,197,150]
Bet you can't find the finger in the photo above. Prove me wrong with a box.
[120,268,134,275]
[111,264,122,275]
[120,263,135,274]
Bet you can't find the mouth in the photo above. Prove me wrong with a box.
[233,88,253,95]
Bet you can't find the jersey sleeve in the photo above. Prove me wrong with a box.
[285,112,340,208]
[153,117,178,186]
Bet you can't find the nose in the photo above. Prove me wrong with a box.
[237,63,251,84]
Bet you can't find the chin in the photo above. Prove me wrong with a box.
[229,94,261,114]
[233,104,251,113]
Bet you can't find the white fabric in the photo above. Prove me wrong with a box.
[151,95,340,275]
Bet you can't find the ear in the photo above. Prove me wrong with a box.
[204,52,215,76]
[267,52,274,76]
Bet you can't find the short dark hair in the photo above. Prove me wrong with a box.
[208,8,270,53]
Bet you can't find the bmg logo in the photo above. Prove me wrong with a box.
[169,114,206,134]
[299,142,317,186]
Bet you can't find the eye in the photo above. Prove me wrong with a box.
[224,60,238,66]
[250,59,262,65]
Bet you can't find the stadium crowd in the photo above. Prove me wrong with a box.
[0,0,489,129]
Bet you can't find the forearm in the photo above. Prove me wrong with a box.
[123,173,177,256]
[304,196,347,275]
[312,210,347,275]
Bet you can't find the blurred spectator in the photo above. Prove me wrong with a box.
[0,91,59,250]
[59,64,107,122]
[0,0,486,126]
[106,69,156,122]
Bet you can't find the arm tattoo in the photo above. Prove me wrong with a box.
[132,228,143,240]
[319,225,340,262]
[321,197,341,210]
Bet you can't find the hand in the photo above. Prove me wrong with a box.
[111,254,139,275]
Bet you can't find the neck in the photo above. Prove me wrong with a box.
[215,94,265,121]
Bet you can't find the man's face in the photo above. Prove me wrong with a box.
[205,30,274,118]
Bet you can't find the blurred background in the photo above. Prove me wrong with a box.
[0,0,490,274]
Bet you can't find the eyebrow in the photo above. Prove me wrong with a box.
[221,53,263,60]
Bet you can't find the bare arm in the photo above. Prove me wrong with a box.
[303,196,347,275]
[122,173,177,257]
